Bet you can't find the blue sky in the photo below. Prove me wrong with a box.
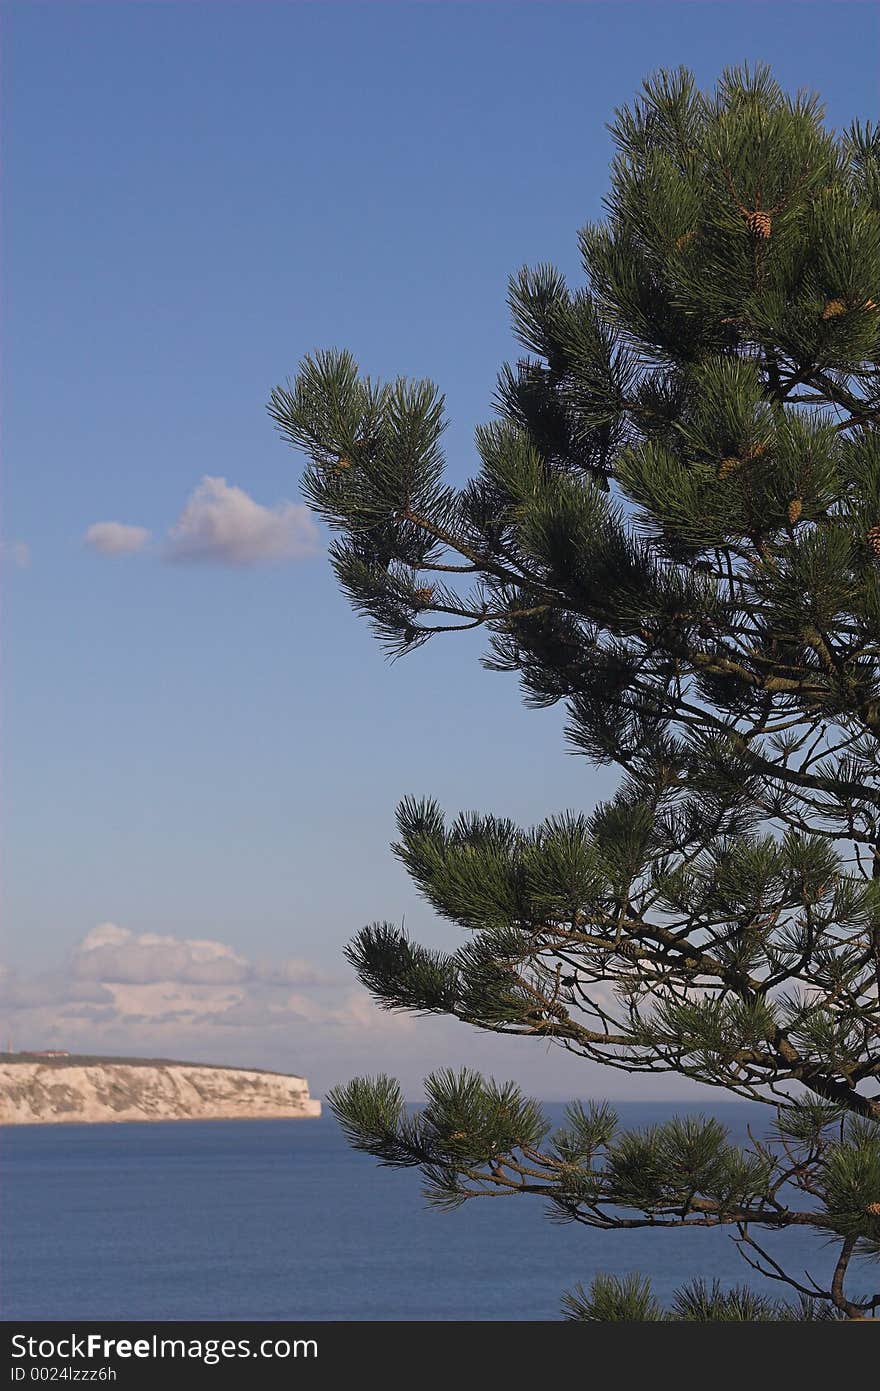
[2,0,877,1096]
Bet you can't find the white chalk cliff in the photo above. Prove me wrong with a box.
[0,1058,321,1124]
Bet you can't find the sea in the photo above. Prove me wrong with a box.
[0,1103,860,1321]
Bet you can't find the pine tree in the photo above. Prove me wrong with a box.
[269,66,880,1320]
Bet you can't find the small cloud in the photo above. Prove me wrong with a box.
[164,475,318,567]
[0,540,31,569]
[79,923,129,949]
[328,989,416,1034]
[254,958,337,988]
[84,522,150,556]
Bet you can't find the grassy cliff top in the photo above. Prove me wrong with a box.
[0,1053,301,1077]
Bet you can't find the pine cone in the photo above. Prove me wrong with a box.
[788,499,803,526]
[718,457,741,481]
[866,1202,880,1216]
[675,230,695,250]
[745,209,772,238]
[822,299,846,320]
[334,437,371,470]
[868,524,880,557]
[412,586,435,609]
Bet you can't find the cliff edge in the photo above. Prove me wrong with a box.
[0,1055,321,1124]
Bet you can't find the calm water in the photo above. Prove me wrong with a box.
[0,1103,842,1320]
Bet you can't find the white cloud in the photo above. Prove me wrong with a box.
[1,925,366,1039]
[0,540,31,569]
[84,522,150,555]
[75,924,251,986]
[73,926,335,991]
[164,476,318,567]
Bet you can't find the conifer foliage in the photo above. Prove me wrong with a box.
[269,67,880,1319]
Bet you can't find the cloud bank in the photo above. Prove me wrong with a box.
[0,924,718,1099]
[73,923,328,990]
[0,924,411,1076]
